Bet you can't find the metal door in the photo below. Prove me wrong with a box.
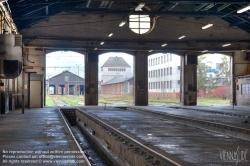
[30,81,42,108]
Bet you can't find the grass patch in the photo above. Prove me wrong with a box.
[60,96,81,106]
[52,94,230,106]
[45,96,54,106]
[197,97,230,105]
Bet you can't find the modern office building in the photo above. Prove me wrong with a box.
[148,53,181,99]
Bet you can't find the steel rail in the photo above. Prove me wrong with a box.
[127,107,250,141]
[77,108,181,166]
[169,106,250,118]
[53,99,92,166]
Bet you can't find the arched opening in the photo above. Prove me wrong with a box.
[197,53,231,105]
[46,51,85,106]
[99,52,134,106]
[147,53,181,105]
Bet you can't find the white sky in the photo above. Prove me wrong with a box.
[46,51,134,80]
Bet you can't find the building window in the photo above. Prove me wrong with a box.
[158,69,160,77]
[170,54,172,61]
[158,57,160,64]
[149,82,150,89]
[129,15,155,34]
[158,82,160,89]
[167,81,169,89]
[170,81,172,89]
[161,69,163,76]
[170,67,172,75]
[148,71,150,78]
[242,84,250,94]
[149,60,150,66]
[164,55,166,63]
[216,63,221,69]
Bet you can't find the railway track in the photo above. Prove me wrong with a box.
[76,107,182,166]
[170,106,250,118]
[126,107,250,141]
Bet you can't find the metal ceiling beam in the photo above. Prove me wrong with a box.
[86,0,91,8]
[169,0,250,4]
[61,8,235,17]
[22,36,250,44]
[195,4,207,11]
[217,4,231,11]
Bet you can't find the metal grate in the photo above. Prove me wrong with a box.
[14,35,22,47]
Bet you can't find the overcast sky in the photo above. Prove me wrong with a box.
[46,51,134,80]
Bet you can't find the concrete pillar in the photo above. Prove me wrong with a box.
[180,54,197,106]
[134,51,148,106]
[85,52,98,105]
[55,84,59,95]
[233,51,250,105]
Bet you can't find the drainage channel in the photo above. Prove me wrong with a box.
[126,107,250,141]
[60,108,108,166]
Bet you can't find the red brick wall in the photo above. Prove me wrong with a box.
[101,83,124,95]
[148,92,180,99]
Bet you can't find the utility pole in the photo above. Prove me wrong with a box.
[47,74,51,95]
[76,64,81,101]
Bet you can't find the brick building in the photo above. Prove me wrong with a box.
[48,71,84,95]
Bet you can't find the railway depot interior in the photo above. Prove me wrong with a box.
[1,0,250,165]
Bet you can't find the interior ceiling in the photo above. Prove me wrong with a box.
[5,0,250,52]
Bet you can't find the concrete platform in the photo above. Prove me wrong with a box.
[0,107,87,166]
[79,106,250,166]
[133,105,250,129]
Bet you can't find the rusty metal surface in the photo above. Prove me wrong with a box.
[79,106,250,166]
[0,107,86,166]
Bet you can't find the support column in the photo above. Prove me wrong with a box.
[134,51,148,106]
[55,84,59,95]
[180,54,197,106]
[233,51,250,105]
[85,52,98,105]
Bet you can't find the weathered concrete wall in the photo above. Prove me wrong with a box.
[16,48,45,108]
[233,51,250,105]
[236,78,250,106]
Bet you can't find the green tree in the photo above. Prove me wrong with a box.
[197,55,213,97]
[197,54,231,98]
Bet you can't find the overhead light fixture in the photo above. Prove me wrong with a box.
[119,21,126,27]
[161,43,168,47]
[201,50,208,53]
[178,35,185,39]
[222,43,231,47]
[135,3,145,11]
[202,23,213,29]
[94,48,98,50]
[237,5,250,13]
[108,33,113,37]
[100,41,105,45]
[148,50,153,52]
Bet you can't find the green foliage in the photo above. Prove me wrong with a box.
[197,54,231,97]
[45,96,54,106]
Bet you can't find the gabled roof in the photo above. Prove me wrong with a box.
[102,75,133,85]
[101,56,130,68]
[49,71,84,85]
